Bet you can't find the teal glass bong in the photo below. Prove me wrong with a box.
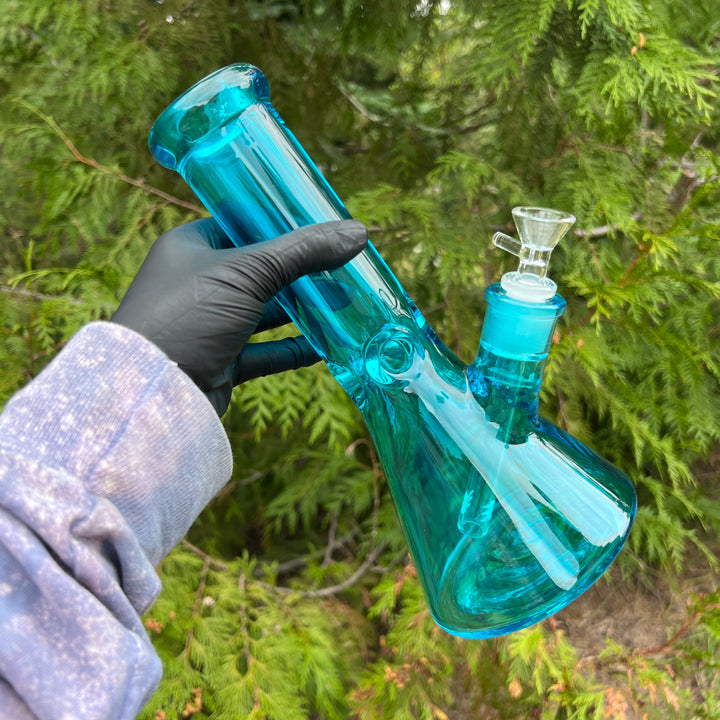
[149,64,636,638]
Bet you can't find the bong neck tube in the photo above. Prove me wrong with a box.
[149,65,424,386]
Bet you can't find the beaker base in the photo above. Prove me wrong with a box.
[430,523,627,638]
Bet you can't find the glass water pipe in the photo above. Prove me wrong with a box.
[149,64,637,638]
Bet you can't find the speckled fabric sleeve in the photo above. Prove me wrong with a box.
[0,322,233,720]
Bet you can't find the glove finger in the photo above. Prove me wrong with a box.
[230,220,367,302]
[232,336,322,385]
[193,216,269,251]
[255,298,291,333]
[173,216,263,251]
[151,217,229,252]
[254,274,358,334]
[191,217,234,250]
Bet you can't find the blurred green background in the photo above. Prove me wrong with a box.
[1,1,719,718]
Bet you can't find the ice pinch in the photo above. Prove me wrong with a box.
[149,63,637,638]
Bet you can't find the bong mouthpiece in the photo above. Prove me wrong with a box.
[492,206,576,302]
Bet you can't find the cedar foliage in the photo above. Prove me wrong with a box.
[2,0,720,717]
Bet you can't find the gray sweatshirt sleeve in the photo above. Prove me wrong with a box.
[0,322,233,719]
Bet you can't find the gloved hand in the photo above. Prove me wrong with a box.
[112,218,367,415]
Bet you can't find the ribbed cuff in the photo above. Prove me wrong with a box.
[0,322,232,566]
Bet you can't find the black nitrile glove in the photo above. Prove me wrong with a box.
[112,218,368,415]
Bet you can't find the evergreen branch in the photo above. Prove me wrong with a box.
[445,287,463,354]
[181,531,365,577]
[184,555,211,662]
[371,460,381,548]
[236,574,261,712]
[14,100,205,214]
[1,285,85,306]
[25,317,36,381]
[273,526,363,575]
[336,84,494,136]
[181,539,229,571]
[19,24,64,72]
[618,248,648,287]
[638,612,701,656]
[638,602,720,657]
[588,244,610,284]
[29,339,69,365]
[104,203,161,264]
[257,542,388,598]
[555,388,572,432]
[346,438,382,547]
[574,212,643,239]
[454,98,497,123]
[336,84,391,126]
[322,512,339,568]
[670,172,720,211]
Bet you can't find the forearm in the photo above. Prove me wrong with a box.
[0,322,232,719]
